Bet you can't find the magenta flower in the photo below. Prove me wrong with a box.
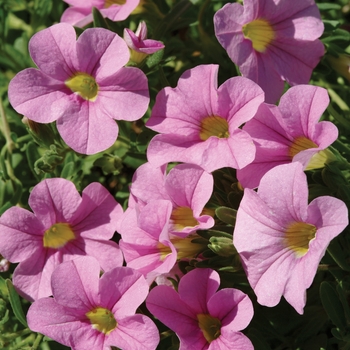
[237,85,338,189]
[234,162,348,314]
[147,268,254,349]
[124,21,165,63]
[8,23,149,155]
[214,0,324,103]
[0,178,123,301]
[61,0,140,28]
[146,64,264,172]
[130,162,214,237]
[119,200,207,283]
[27,257,159,350]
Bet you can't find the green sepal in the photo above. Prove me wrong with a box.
[215,206,237,226]
[6,279,28,327]
[92,7,109,29]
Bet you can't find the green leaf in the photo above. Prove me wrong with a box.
[320,281,347,330]
[6,279,28,327]
[322,28,350,44]
[92,7,109,29]
[317,3,342,10]
[327,238,350,271]
[146,49,164,69]
[0,275,8,299]
[215,206,237,226]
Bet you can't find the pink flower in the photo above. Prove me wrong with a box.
[61,0,140,28]
[234,162,348,314]
[8,23,149,155]
[27,257,159,350]
[130,162,214,237]
[124,21,164,63]
[119,200,207,283]
[214,0,324,103]
[146,64,264,172]
[146,268,254,349]
[237,85,338,189]
[0,178,123,301]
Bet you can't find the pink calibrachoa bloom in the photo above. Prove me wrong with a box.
[214,0,325,103]
[27,257,159,350]
[146,64,264,173]
[119,200,207,283]
[237,85,338,189]
[234,162,349,314]
[8,23,149,155]
[61,0,140,28]
[0,178,123,301]
[124,21,165,64]
[130,162,214,237]
[146,268,254,349]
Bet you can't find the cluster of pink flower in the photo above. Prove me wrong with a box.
[2,0,349,349]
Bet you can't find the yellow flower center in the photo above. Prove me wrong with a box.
[86,307,117,335]
[171,206,199,231]
[65,73,99,101]
[288,136,318,158]
[199,116,230,141]
[242,19,275,53]
[197,313,221,343]
[104,0,126,8]
[284,221,317,257]
[43,223,75,249]
[157,234,207,261]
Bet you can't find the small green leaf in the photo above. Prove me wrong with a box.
[317,3,342,10]
[6,279,28,327]
[320,281,347,330]
[92,7,109,29]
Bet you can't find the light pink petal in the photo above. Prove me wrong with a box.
[8,69,71,123]
[56,98,119,154]
[107,314,159,350]
[209,331,254,350]
[71,182,123,239]
[76,28,129,79]
[147,65,219,132]
[208,289,253,331]
[217,76,264,128]
[257,163,309,223]
[278,85,329,138]
[81,239,123,271]
[179,268,220,314]
[267,39,324,86]
[27,298,104,349]
[239,50,285,104]
[29,23,76,80]
[165,164,213,214]
[99,267,148,317]
[130,163,169,205]
[146,285,198,333]
[50,256,99,309]
[12,249,52,301]
[97,67,149,122]
[29,178,82,229]
[147,130,256,172]
[60,7,94,27]
[0,207,44,262]
[100,0,139,21]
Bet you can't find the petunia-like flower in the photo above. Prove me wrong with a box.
[8,23,149,155]
[130,162,214,237]
[61,0,140,28]
[234,162,348,314]
[146,64,264,172]
[214,0,324,103]
[146,268,254,349]
[0,178,123,301]
[124,21,165,64]
[119,200,207,283]
[27,257,159,350]
[237,85,338,189]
